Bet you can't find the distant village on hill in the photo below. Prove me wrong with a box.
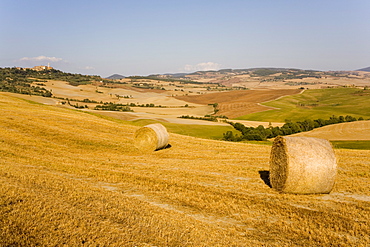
[16,64,54,71]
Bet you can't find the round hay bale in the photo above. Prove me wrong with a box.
[269,136,337,194]
[134,123,169,151]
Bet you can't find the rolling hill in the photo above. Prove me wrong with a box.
[2,66,370,146]
[357,66,370,72]
[237,87,370,122]
[1,92,370,246]
[106,74,126,79]
[175,88,302,118]
[291,120,370,141]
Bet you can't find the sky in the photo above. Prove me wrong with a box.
[1,0,370,77]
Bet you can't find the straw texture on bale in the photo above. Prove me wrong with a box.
[134,123,169,151]
[270,136,337,194]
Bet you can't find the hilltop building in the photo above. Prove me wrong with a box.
[14,64,54,71]
[32,63,53,71]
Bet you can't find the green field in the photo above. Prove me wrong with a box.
[84,112,238,141]
[236,88,370,122]
[331,141,370,150]
[132,119,239,140]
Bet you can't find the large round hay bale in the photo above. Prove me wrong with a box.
[134,123,169,151]
[269,136,337,194]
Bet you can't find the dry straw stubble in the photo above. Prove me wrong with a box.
[134,123,169,152]
[270,136,337,194]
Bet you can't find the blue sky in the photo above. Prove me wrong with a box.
[1,0,369,77]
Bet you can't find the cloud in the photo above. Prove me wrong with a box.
[184,62,221,72]
[19,56,63,62]
[84,66,95,70]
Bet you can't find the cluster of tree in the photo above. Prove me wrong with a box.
[224,115,364,142]
[285,81,318,86]
[179,115,219,122]
[128,102,165,107]
[0,81,52,97]
[208,103,219,114]
[0,67,113,97]
[81,98,99,103]
[121,95,133,99]
[59,98,164,110]
[249,68,321,79]
[273,70,321,80]
[0,68,53,97]
[251,69,281,77]
[181,81,220,86]
[56,97,101,104]
[132,83,165,90]
[68,101,88,109]
[3,67,104,85]
[93,101,165,108]
[214,115,228,119]
[94,103,133,112]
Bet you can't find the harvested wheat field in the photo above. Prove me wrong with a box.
[175,89,302,118]
[1,92,369,246]
[292,120,370,140]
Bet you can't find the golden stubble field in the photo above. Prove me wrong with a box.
[1,93,369,246]
[292,120,370,140]
[24,80,220,125]
[28,80,304,125]
[41,80,303,119]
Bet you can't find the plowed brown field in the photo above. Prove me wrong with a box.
[176,89,302,118]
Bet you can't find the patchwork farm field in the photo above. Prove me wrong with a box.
[176,88,302,118]
[238,87,370,122]
[1,93,369,246]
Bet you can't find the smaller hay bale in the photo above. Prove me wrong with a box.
[134,123,169,151]
[270,136,337,194]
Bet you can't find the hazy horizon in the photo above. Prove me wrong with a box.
[1,0,369,77]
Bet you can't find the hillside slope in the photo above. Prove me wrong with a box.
[106,74,125,79]
[176,89,302,118]
[291,120,370,140]
[357,66,370,72]
[0,92,369,246]
[239,87,370,122]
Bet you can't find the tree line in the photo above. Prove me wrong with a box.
[179,115,219,122]
[94,103,133,112]
[0,68,53,97]
[223,115,364,141]
[0,67,111,97]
